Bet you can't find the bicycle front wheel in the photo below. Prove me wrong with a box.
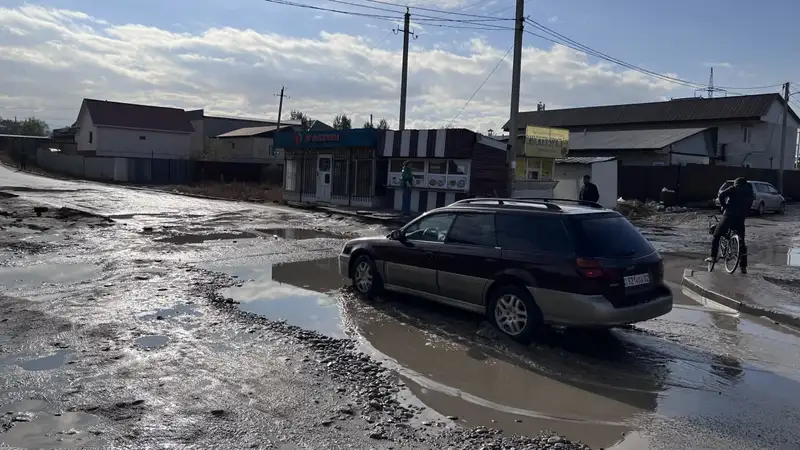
[724,235,741,274]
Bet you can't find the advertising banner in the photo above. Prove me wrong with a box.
[524,126,569,159]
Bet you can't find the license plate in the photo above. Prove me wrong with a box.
[624,273,650,288]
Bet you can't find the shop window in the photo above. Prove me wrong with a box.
[387,158,470,191]
[427,161,447,174]
[447,160,468,175]
[525,159,542,180]
[390,160,425,172]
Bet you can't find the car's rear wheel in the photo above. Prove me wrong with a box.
[351,254,382,299]
[488,285,543,344]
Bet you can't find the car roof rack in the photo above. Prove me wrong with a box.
[449,197,563,211]
[516,197,604,209]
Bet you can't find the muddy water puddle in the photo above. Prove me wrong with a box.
[135,335,170,349]
[0,262,100,289]
[19,350,72,371]
[205,255,800,448]
[154,231,258,244]
[217,258,348,337]
[256,228,345,240]
[0,399,104,448]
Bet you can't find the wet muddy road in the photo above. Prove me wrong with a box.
[2,165,800,449]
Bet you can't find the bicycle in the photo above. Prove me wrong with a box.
[706,214,741,273]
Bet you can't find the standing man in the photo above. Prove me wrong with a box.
[18,151,27,171]
[401,161,413,216]
[579,175,599,203]
[706,177,753,274]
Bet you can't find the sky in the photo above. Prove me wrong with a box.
[1,0,798,133]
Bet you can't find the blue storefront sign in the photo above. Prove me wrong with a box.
[274,129,377,149]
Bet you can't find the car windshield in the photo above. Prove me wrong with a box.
[573,215,655,258]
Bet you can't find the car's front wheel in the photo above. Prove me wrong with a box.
[488,285,543,344]
[351,254,382,299]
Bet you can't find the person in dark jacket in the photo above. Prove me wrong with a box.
[706,177,754,273]
[579,175,600,203]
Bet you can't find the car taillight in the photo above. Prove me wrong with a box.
[576,258,604,278]
[655,259,664,280]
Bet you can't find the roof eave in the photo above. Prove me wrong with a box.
[95,124,193,134]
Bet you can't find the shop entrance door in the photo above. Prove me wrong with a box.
[316,154,332,202]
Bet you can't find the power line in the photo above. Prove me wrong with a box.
[263,0,514,30]
[446,45,513,128]
[524,18,789,92]
[360,0,503,18]
[323,0,513,22]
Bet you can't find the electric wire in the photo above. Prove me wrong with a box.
[264,0,789,94]
[446,45,513,128]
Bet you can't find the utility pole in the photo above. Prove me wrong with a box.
[506,0,525,197]
[370,114,373,127]
[396,8,416,131]
[778,81,790,194]
[274,86,289,130]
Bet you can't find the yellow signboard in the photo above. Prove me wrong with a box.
[524,126,569,158]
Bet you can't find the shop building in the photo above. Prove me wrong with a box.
[276,128,509,212]
[379,129,509,213]
[276,129,384,208]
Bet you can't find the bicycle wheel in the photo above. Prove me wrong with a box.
[724,235,741,274]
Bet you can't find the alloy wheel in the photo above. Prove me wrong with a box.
[354,260,373,293]
[494,294,528,336]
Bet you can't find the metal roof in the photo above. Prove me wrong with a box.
[555,156,617,165]
[0,133,51,139]
[84,99,195,133]
[503,93,798,130]
[569,127,707,151]
[215,125,292,138]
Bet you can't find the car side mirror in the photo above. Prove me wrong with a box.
[390,229,404,240]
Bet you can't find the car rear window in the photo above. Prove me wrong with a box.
[496,214,572,253]
[572,215,655,258]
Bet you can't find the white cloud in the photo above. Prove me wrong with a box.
[0,5,683,132]
[547,16,559,23]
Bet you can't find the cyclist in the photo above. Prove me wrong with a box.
[706,177,753,273]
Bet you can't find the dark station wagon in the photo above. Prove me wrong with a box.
[338,198,673,343]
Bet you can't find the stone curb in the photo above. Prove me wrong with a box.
[681,269,800,329]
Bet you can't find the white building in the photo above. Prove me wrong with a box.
[503,93,800,170]
[75,99,194,159]
[186,109,332,161]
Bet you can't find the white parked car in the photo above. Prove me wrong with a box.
[714,180,785,215]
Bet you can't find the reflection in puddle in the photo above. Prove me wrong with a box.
[788,246,800,266]
[154,231,257,244]
[220,258,347,337]
[257,228,343,240]
[135,335,169,349]
[0,263,99,289]
[19,350,71,371]
[345,296,643,448]
[0,399,103,448]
